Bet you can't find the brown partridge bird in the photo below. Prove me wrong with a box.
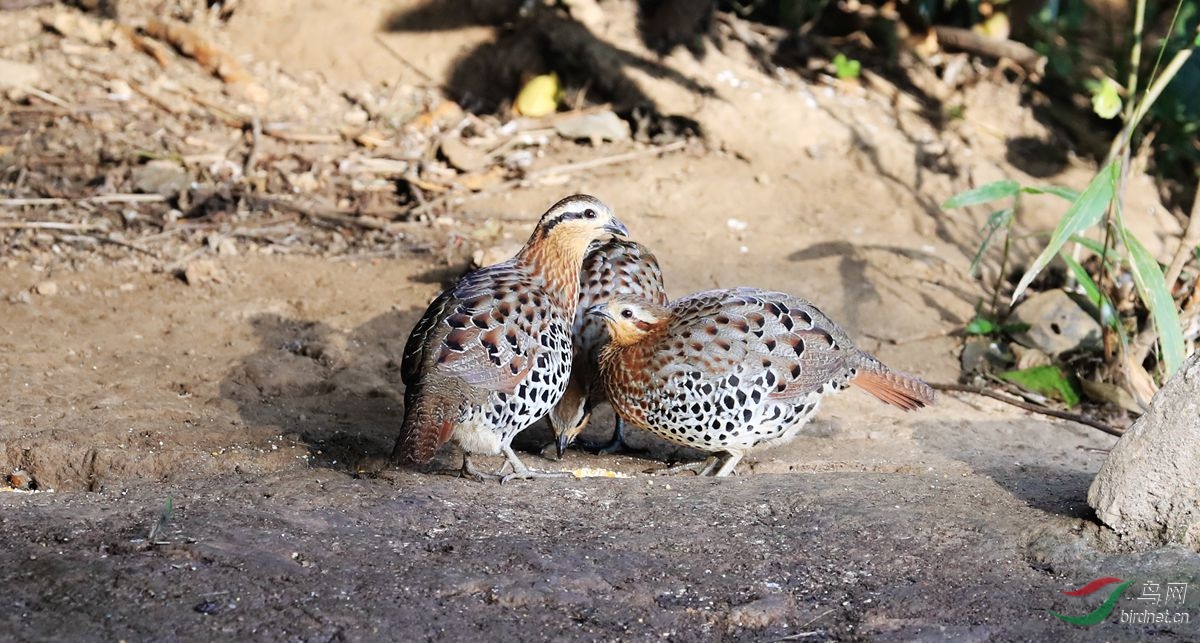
[392,195,629,481]
[548,239,668,457]
[590,288,935,477]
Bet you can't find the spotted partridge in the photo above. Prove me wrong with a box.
[548,239,668,457]
[590,288,935,477]
[392,195,629,481]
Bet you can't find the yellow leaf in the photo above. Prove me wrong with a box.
[515,73,559,117]
[972,12,1010,40]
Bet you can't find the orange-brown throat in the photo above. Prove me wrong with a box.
[517,228,596,310]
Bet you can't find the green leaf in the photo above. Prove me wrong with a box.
[1090,77,1123,119]
[999,365,1081,406]
[833,53,861,80]
[942,180,1021,209]
[1022,185,1081,202]
[965,317,998,335]
[1120,227,1185,376]
[1067,234,1107,256]
[968,207,1014,276]
[1059,250,1119,328]
[1011,162,1118,303]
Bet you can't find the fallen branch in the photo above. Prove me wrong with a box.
[249,196,406,232]
[1,194,167,207]
[142,18,266,102]
[933,26,1046,79]
[529,140,688,179]
[0,220,106,231]
[931,382,1124,437]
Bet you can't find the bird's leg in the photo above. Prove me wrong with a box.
[436,451,501,482]
[709,452,743,477]
[651,454,720,476]
[576,416,637,455]
[499,445,572,483]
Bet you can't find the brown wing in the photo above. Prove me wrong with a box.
[425,262,548,395]
[662,288,933,408]
[649,289,857,398]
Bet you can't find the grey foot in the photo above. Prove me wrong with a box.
[432,453,501,482]
[499,445,571,484]
[651,453,743,477]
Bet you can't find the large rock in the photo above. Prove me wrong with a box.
[1010,289,1102,356]
[1088,352,1200,550]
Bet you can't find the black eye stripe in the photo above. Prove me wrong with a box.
[539,208,599,234]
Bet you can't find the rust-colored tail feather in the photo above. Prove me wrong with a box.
[392,390,457,464]
[852,367,936,411]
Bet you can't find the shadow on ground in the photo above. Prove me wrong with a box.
[219,307,424,470]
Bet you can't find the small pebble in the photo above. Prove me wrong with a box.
[34,280,58,296]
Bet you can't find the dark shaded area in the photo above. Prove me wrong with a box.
[383,0,713,134]
[638,0,715,56]
[219,310,422,471]
[1006,134,1071,179]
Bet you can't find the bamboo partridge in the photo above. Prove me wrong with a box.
[392,195,629,481]
[548,239,668,457]
[590,288,935,476]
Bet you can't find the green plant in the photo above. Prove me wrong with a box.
[946,5,1200,384]
[832,53,861,80]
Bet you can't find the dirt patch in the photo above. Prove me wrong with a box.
[2,2,1197,640]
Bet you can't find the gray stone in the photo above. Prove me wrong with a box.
[554,110,631,145]
[132,160,189,198]
[1088,352,1200,551]
[0,59,41,89]
[1010,289,1102,356]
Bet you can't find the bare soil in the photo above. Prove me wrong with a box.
[2,2,1197,641]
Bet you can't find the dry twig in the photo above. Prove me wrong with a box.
[932,382,1123,437]
[933,26,1047,79]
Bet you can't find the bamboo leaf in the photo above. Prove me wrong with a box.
[942,180,1021,209]
[1120,227,1185,376]
[1058,250,1119,328]
[1022,185,1081,202]
[1011,162,1118,303]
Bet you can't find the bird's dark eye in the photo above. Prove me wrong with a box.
[620,309,634,319]
[583,208,597,219]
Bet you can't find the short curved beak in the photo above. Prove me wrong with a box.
[586,303,612,320]
[555,429,573,459]
[603,216,629,237]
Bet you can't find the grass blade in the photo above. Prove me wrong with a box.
[942,180,1020,209]
[1011,162,1118,303]
[969,207,1014,276]
[1119,226,1185,376]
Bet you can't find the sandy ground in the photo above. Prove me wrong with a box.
[3,2,1198,641]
